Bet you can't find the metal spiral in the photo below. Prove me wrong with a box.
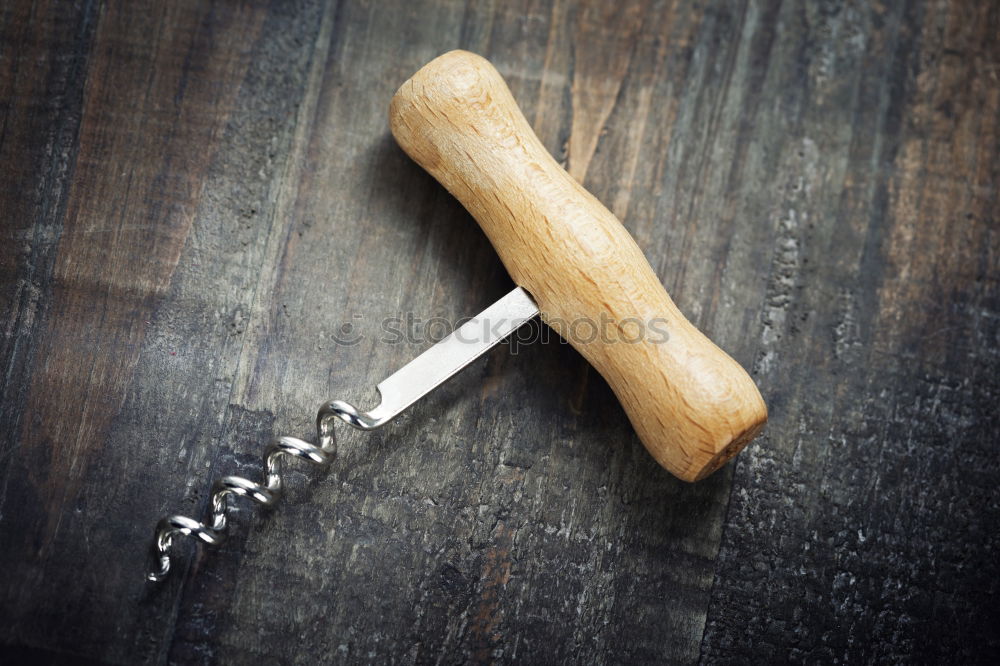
[147,400,366,582]
[146,287,539,582]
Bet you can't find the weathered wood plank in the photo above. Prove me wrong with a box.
[0,0,997,664]
[0,0,98,511]
[701,0,1000,662]
[1,1,326,663]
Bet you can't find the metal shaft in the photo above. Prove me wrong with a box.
[332,286,539,428]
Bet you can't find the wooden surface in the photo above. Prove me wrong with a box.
[0,0,997,663]
[390,50,767,482]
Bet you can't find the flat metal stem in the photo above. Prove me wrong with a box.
[328,287,539,429]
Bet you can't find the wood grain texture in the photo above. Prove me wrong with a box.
[1,0,997,664]
[390,50,767,482]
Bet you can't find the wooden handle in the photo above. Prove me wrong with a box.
[389,51,767,481]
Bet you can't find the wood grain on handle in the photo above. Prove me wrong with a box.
[389,50,766,481]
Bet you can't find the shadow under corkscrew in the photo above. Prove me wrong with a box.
[146,398,377,582]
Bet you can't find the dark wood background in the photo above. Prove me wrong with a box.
[1,0,997,663]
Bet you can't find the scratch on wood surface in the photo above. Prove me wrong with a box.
[566,1,647,182]
[468,522,515,662]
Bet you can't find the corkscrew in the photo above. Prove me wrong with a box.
[147,403,341,582]
[148,51,767,581]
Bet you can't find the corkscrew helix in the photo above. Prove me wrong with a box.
[146,398,385,582]
[146,287,539,582]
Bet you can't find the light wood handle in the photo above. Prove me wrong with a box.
[389,51,766,481]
